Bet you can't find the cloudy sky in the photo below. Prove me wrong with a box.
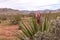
[0,0,60,10]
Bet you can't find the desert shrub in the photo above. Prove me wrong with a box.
[0,15,7,20]
[9,19,19,25]
[0,17,7,20]
[8,14,21,25]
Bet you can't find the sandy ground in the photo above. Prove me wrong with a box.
[0,25,19,40]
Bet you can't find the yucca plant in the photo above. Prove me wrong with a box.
[17,13,51,40]
[18,18,38,40]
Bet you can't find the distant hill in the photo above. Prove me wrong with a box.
[0,8,23,15]
[0,8,60,15]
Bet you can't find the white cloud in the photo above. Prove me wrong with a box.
[0,0,60,10]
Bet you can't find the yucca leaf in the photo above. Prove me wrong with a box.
[32,17,38,33]
[20,21,34,38]
[29,22,34,36]
[40,22,43,32]
[19,22,31,37]
[43,17,47,31]
[12,31,24,40]
[40,16,48,32]
[24,20,34,36]
[29,19,35,35]
[20,25,30,37]
[29,17,38,35]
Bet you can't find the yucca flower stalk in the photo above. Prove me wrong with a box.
[35,12,41,25]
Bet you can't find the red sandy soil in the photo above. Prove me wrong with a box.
[0,25,19,40]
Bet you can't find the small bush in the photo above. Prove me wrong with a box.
[9,20,19,25]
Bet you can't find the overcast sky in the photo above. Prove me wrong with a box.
[0,0,60,10]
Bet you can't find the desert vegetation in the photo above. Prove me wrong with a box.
[0,8,60,40]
